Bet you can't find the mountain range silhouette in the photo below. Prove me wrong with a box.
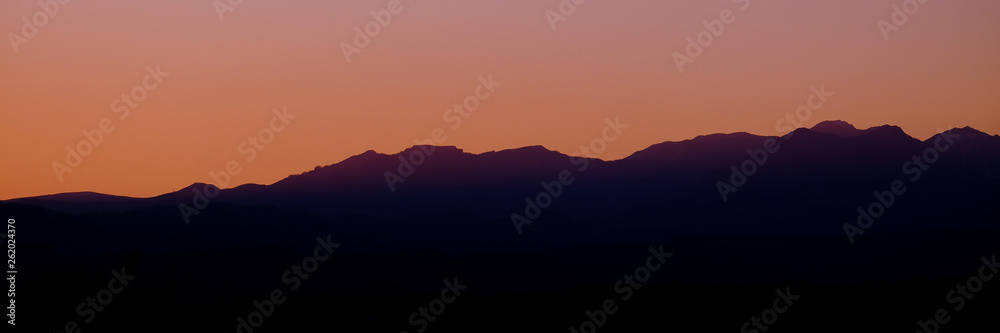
[11,121,1000,218]
[4,120,999,332]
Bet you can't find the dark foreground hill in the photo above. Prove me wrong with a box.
[4,121,999,332]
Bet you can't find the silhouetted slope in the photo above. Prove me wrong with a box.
[926,126,1000,179]
[810,120,864,137]
[8,191,142,214]
[7,122,997,234]
[4,121,1000,333]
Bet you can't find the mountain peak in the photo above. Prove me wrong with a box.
[505,145,552,153]
[811,120,862,137]
[398,145,465,156]
[180,182,218,192]
[480,145,566,160]
[945,126,993,139]
[864,124,912,139]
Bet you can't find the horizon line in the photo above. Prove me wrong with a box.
[3,121,992,201]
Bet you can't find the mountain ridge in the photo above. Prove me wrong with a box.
[6,122,997,210]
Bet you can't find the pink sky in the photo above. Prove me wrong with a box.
[1,0,998,199]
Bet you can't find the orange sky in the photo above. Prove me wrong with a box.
[2,0,999,200]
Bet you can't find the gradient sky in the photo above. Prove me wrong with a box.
[2,0,998,200]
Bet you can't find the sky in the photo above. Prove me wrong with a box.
[1,0,998,200]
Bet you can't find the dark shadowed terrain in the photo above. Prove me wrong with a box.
[4,121,999,332]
